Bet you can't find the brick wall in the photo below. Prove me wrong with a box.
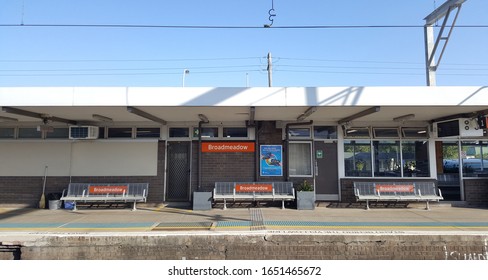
[464,179,488,203]
[0,141,166,207]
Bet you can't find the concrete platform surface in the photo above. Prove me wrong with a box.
[1,204,488,233]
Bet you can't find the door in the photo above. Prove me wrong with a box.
[166,142,191,201]
[314,141,339,201]
[436,141,462,201]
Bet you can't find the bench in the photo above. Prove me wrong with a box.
[353,182,443,210]
[213,182,295,210]
[60,183,149,211]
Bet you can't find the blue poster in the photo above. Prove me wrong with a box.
[260,145,283,176]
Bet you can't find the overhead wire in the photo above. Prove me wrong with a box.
[1,23,487,29]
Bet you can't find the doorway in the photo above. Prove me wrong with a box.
[166,142,191,201]
[314,141,339,201]
[435,141,462,201]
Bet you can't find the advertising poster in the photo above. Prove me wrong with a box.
[260,145,283,176]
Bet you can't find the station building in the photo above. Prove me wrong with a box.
[0,86,487,207]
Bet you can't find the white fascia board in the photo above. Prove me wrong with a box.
[1,86,487,107]
[0,87,129,106]
[126,87,287,106]
[72,87,128,106]
[0,87,75,106]
[285,86,488,107]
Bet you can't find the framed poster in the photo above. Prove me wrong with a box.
[260,145,283,176]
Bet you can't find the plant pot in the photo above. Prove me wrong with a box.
[297,191,315,210]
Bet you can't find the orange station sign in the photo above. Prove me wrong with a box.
[89,185,128,195]
[235,183,273,193]
[375,184,414,193]
[202,142,255,153]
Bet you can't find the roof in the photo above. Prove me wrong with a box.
[1,86,487,124]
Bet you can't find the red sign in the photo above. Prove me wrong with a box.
[202,142,255,153]
[375,184,414,193]
[236,184,273,193]
[89,185,128,195]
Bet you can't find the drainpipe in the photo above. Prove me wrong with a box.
[285,120,313,182]
[197,119,209,191]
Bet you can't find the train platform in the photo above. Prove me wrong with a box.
[1,203,488,233]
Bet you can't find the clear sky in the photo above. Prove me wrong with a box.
[0,0,487,87]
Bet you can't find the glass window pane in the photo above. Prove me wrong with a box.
[402,127,429,138]
[289,142,312,176]
[373,128,399,138]
[344,140,372,177]
[169,127,189,138]
[0,128,15,138]
[108,127,132,138]
[18,127,41,138]
[373,141,401,177]
[46,127,69,139]
[462,141,488,177]
[193,127,218,138]
[136,127,160,138]
[289,128,311,138]
[223,127,248,138]
[402,141,430,177]
[314,126,337,139]
[344,127,370,138]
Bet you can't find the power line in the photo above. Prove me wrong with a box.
[0,57,261,63]
[1,23,487,29]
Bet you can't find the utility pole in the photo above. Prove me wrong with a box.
[267,52,273,87]
[424,0,467,86]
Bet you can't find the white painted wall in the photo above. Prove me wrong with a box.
[0,141,158,176]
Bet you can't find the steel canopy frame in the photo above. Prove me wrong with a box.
[424,0,467,86]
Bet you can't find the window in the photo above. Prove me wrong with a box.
[288,128,311,138]
[344,140,372,177]
[169,127,189,138]
[461,141,488,177]
[0,128,15,138]
[373,128,399,138]
[193,127,218,138]
[344,127,370,138]
[289,142,312,176]
[46,127,69,139]
[373,141,401,177]
[108,127,132,138]
[313,126,337,139]
[136,127,160,138]
[402,141,430,177]
[223,127,248,138]
[402,127,429,138]
[18,128,41,138]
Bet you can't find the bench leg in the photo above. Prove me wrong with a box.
[281,200,285,210]
[132,201,137,211]
[425,200,430,211]
[223,198,227,210]
[365,200,370,210]
[73,202,77,211]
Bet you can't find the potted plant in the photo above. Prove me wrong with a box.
[296,180,315,210]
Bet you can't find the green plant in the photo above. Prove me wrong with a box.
[298,180,314,192]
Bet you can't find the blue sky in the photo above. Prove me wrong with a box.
[0,0,486,87]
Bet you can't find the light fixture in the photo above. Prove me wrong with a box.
[127,106,167,125]
[0,116,18,122]
[92,114,113,122]
[198,114,209,123]
[338,106,381,125]
[297,106,317,121]
[393,114,415,122]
